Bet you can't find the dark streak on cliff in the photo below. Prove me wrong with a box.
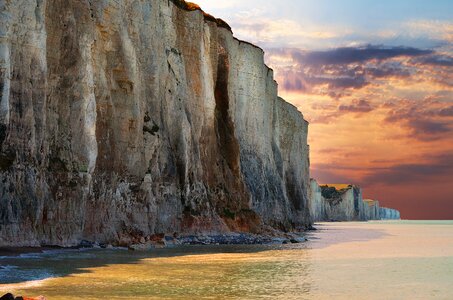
[214,49,240,176]
[0,0,309,247]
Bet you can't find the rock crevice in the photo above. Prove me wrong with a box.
[0,0,310,246]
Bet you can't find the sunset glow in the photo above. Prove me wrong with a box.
[195,0,453,219]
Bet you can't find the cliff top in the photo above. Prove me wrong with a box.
[321,184,353,190]
[170,0,232,31]
[171,0,269,55]
[320,185,351,201]
[381,207,398,210]
[364,199,379,206]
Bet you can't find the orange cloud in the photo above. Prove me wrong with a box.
[270,44,453,219]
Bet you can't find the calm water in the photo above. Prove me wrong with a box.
[1,221,453,299]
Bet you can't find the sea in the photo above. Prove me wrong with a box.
[1,221,452,299]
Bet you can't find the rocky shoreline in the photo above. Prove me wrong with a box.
[0,231,307,256]
[127,232,307,250]
[90,230,306,250]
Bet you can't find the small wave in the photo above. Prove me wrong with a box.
[0,265,18,272]
[0,266,55,285]
[0,277,53,292]
[0,247,129,265]
[17,252,44,259]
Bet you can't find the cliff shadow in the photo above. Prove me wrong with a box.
[0,244,278,285]
[306,222,390,249]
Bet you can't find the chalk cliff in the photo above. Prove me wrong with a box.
[309,179,325,222]
[309,180,399,222]
[363,199,380,220]
[380,207,400,220]
[0,0,310,246]
[309,181,363,221]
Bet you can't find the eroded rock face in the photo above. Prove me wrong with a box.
[309,180,400,222]
[309,180,369,221]
[0,0,310,246]
[363,199,380,220]
[309,179,325,222]
[320,183,362,221]
[380,207,400,220]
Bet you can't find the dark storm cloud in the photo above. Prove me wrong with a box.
[364,65,411,78]
[384,102,453,141]
[339,99,374,113]
[266,45,450,97]
[309,99,376,124]
[277,70,368,91]
[411,54,453,67]
[267,45,444,99]
[362,154,453,185]
[307,75,368,89]
[312,153,453,188]
[291,45,432,66]
[407,119,451,136]
[439,106,453,117]
[283,77,305,91]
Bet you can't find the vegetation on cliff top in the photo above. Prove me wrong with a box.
[170,0,232,31]
[364,199,378,207]
[320,185,351,199]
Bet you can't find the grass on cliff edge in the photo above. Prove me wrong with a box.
[320,184,351,200]
[363,199,378,206]
[322,184,352,190]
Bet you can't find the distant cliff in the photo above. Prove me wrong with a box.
[380,207,400,220]
[309,180,400,222]
[363,199,380,220]
[0,0,310,246]
[310,181,360,221]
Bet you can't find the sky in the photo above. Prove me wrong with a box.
[193,0,453,220]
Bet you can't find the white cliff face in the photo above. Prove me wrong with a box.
[380,207,401,220]
[309,179,326,222]
[363,200,380,220]
[311,182,363,221]
[0,0,310,246]
[308,180,400,222]
[324,188,355,221]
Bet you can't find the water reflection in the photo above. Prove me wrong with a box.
[0,244,314,299]
[2,222,453,299]
[306,222,389,249]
